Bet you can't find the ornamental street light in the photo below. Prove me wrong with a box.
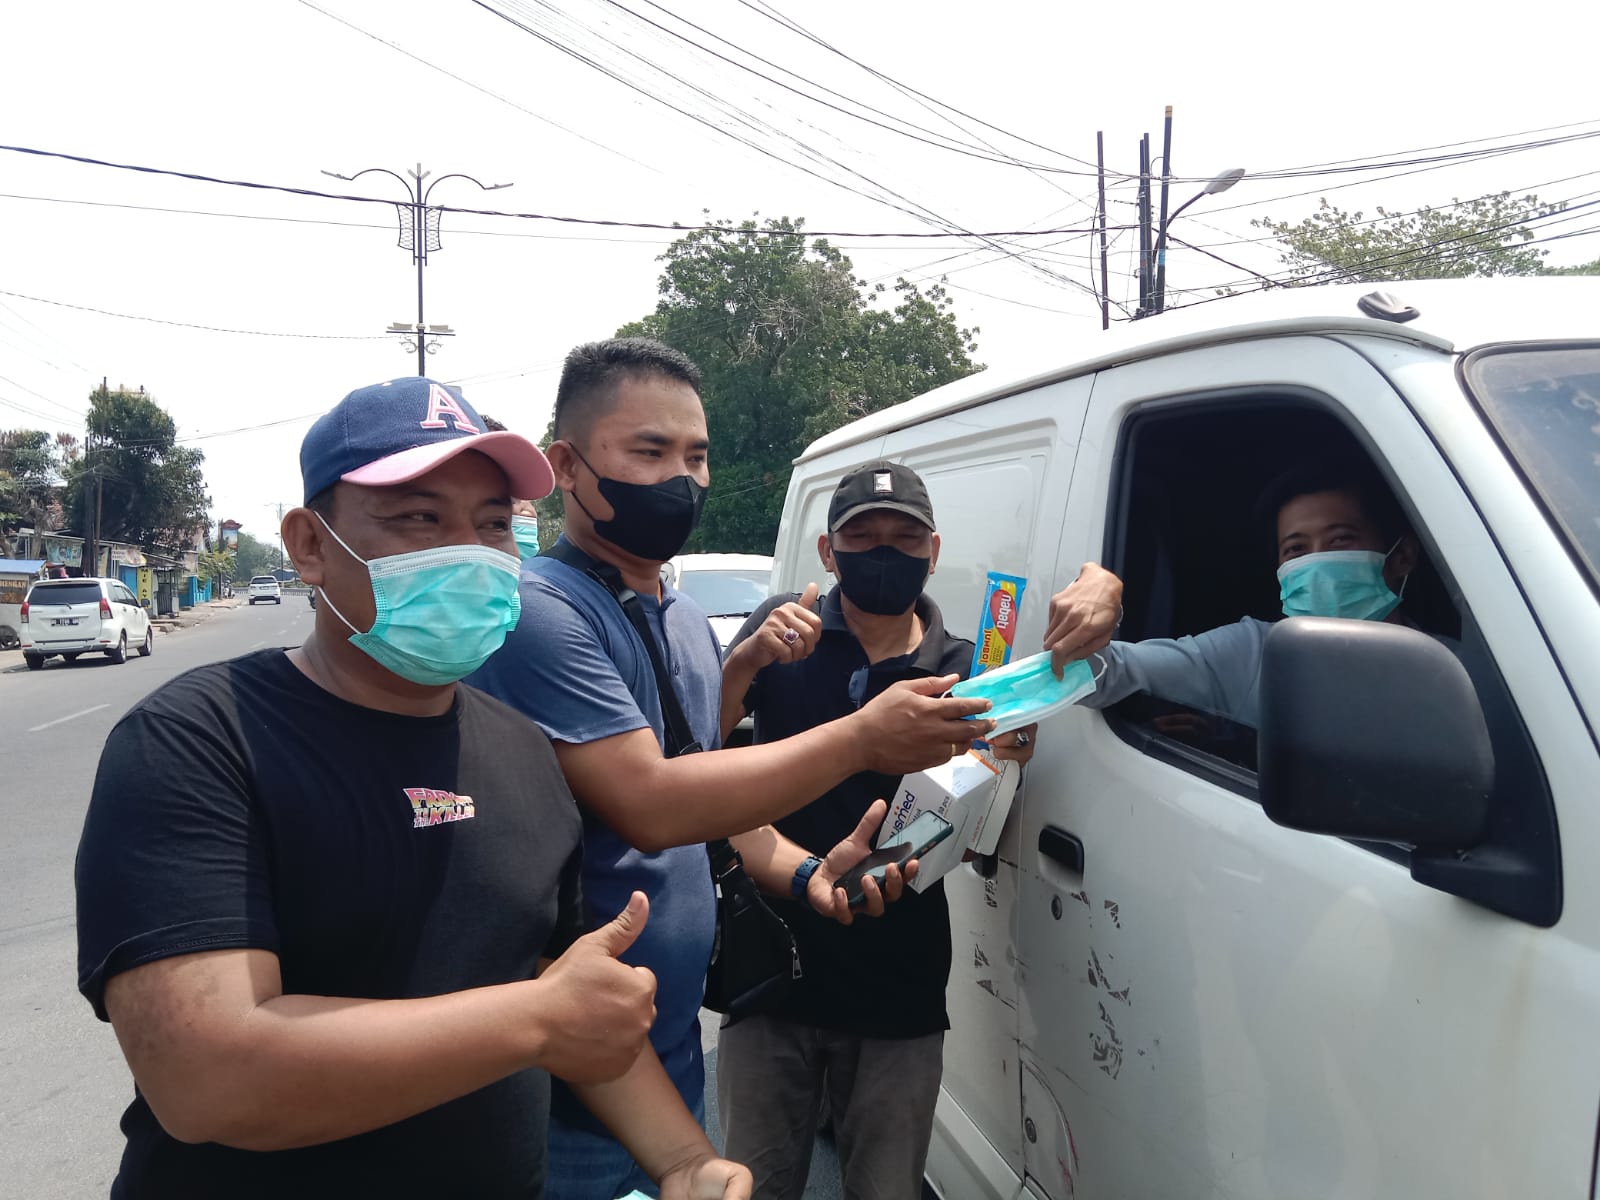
[1152,167,1245,315]
[321,163,512,376]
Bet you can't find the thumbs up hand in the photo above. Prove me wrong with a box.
[533,892,658,1083]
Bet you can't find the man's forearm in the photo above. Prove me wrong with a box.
[564,720,873,851]
[572,1046,720,1184]
[731,825,814,897]
[719,644,761,743]
[121,979,557,1152]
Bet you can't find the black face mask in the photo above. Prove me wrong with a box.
[569,446,707,563]
[832,545,930,615]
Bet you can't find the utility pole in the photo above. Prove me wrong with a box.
[262,502,294,573]
[1135,135,1153,317]
[1154,106,1174,315]
[321,163,513,377]
[1096,131,1111,331]
[85,376,107,578]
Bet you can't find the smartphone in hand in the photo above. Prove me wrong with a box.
[835,811,954,909]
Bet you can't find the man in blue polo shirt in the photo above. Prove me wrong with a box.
[469,340,996,1198]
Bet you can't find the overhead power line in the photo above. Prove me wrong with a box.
[737,0,1110,174]
[1247,118,1600,178]
[462,0,1107,300]
[0,143,1118,240]
[0,190,1116,253]
[0,288,390,340]
[594,0,1089,176]
[293,0,665,176]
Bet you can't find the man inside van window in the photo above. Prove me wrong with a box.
[466,342,999,1199]
[713,460,1123,1200]
[1045,458,1421,729]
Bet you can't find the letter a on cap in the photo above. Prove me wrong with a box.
[874,471,893,495]
[419,383,480,433]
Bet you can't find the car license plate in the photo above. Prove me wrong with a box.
[52,618,78,626]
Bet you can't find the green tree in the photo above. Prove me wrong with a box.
[197,547,235,586]
[538,216,980,553]
[1543,258,1600,276]
[65,388,211,553]
[0,429,72,556]
[231,531,279,579]
[1254,192,1563,283]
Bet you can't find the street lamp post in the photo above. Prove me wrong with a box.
[321,164,512,376]
[1151,167,1246,315]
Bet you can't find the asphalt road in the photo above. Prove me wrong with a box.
[0,593,844,1199]
[0,595,315,1198]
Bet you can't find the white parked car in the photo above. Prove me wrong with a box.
[248,575,283,605]
[20,577,153,669]
[661,553,773,655]
[772,279,1600,1200]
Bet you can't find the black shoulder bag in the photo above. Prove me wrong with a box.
[543,543,801,1022]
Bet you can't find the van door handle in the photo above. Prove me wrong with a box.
[1039,825,1084,873]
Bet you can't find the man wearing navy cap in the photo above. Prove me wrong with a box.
[74,377,750,1199]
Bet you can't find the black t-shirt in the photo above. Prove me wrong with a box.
[75,650,585,1200]
[734,588,972,1040]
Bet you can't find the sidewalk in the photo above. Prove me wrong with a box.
[157,595,243,632]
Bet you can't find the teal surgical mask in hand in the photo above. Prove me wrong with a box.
[511,514,541,559]
[950,651,1100,737]
[1277,545,1404,622]
[315,514,523,686]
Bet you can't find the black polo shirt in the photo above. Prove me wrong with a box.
[733,586,972,1040]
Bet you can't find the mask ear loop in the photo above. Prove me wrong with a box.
[1088,651,1109,683]
[1382,537,1412,602]
[310,512,370,637]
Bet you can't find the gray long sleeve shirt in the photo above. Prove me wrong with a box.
[1081,617,1272,729]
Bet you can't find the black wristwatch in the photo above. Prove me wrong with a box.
[791,855,824,898]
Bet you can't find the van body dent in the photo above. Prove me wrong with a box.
[770,280,1600,1199]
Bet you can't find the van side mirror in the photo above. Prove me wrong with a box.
[1258,618,1492,849]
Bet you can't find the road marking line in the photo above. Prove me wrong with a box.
[249,640,266,649]
[28,704,109,733]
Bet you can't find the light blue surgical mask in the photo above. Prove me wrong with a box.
[1277,544,1404,621]
[949,650,1102,737]
[314,514,522,686]
[511,514,541,559]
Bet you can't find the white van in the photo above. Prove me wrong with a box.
[770,279,1600,1199]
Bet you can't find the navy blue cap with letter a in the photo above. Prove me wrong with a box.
[299,377,554,504]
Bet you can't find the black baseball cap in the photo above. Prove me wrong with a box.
[828,460,935,532]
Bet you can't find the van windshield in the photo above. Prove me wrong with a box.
[1464,342,1600,592]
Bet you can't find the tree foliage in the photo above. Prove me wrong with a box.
[197,547,235,585]
[539,216,981,553]
[1254,192,1564,283]
[231,530,281,579]
[65,388,211,553]
[1543,257,1600,276]
[0,429,76,556]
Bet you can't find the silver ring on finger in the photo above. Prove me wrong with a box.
[782,627,800,645]
[1015,730,1031,748]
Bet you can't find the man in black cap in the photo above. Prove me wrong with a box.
[714,460,1121,1200]
[74,377,750,1199]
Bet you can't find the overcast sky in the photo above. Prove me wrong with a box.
[3,0,1596,545]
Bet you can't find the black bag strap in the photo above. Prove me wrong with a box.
[544,540,700,758]
[543,542,745,868]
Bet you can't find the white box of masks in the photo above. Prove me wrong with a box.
[877,748,1019,892]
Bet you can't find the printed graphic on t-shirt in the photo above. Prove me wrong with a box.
[405,787,477,828]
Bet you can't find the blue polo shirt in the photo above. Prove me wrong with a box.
[467,537,721,1130]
